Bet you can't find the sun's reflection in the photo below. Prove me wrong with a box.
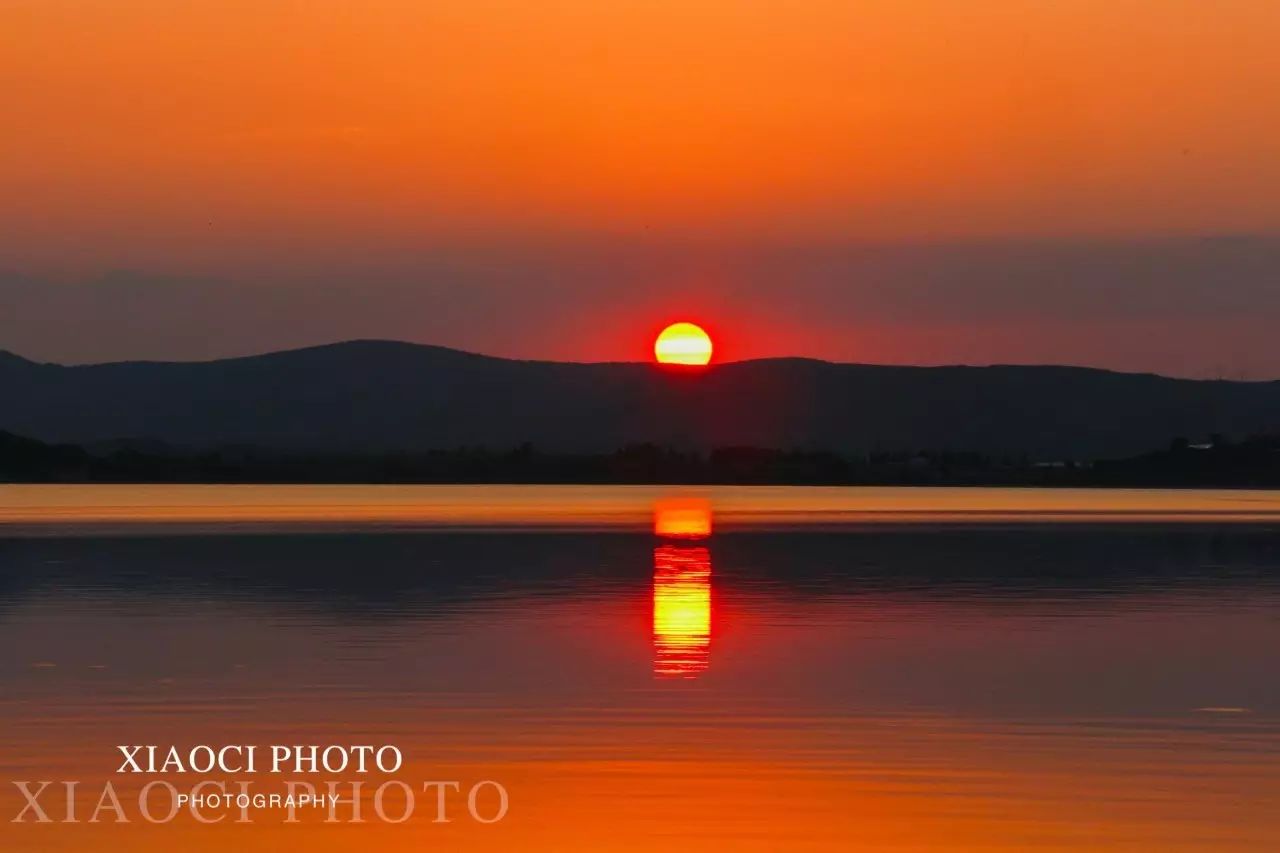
[653,498,713,679]
[653,497,713,539]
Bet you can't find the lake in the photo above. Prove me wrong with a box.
[2,486,1278,850]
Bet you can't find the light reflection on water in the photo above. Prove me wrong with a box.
[652,498,714,679]
[653,546,712,679]
[1,486,1279,850]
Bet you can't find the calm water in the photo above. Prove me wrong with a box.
[2,486,1279,850]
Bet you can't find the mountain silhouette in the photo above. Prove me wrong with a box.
[2,340,1278,459]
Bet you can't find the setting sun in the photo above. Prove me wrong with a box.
[654,322,713,366]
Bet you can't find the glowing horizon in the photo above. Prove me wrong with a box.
[5,2,1280,377]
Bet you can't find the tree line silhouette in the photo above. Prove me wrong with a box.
[4,430,1279,487]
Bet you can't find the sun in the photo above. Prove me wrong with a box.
[654,322,713,366]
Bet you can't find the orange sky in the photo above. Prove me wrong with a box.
[6,0,1280,258]
[3,1,1280,373]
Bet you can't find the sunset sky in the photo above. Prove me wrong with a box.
[4,1,1280,376]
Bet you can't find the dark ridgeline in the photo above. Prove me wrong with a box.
[1,340,1279,484]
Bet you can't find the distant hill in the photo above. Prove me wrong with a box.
[2,340,1279,460]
